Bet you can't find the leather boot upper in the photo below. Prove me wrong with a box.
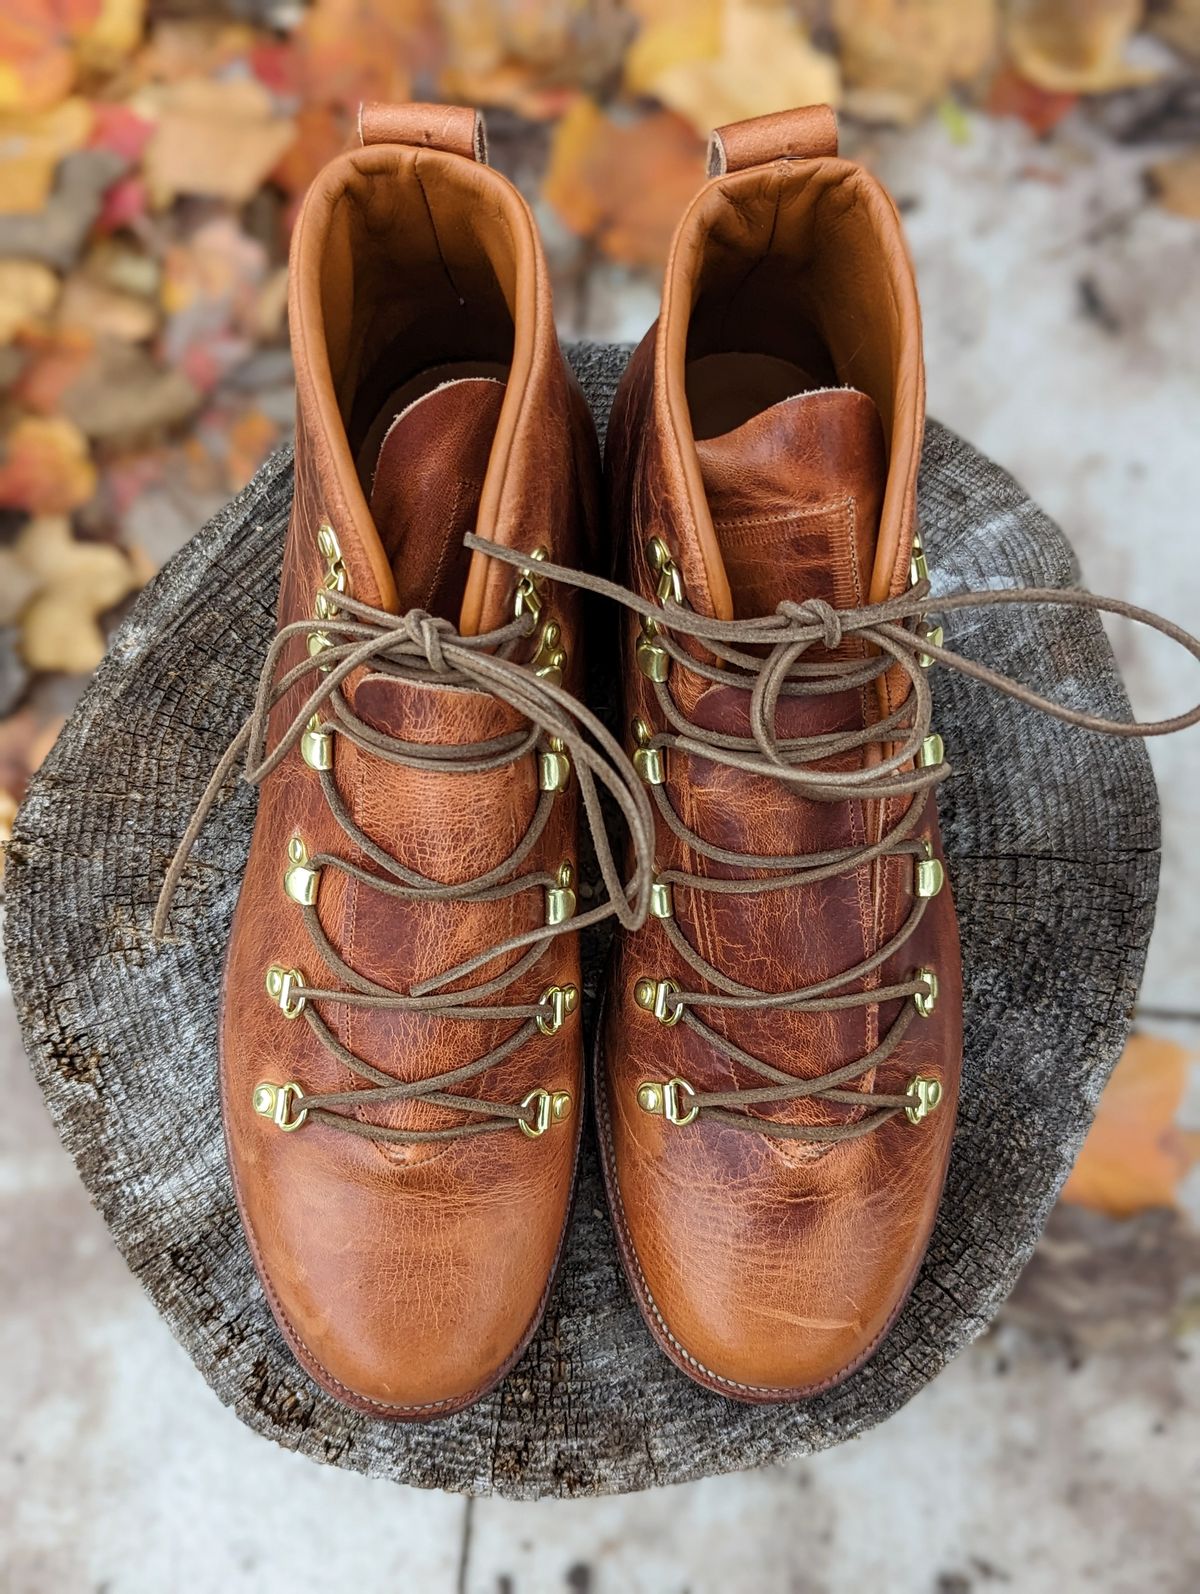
[600,107,963,1400]
[219,106,599,1417]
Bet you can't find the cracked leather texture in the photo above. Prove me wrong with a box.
[220,120,597,1416]
[599,119,963,1398]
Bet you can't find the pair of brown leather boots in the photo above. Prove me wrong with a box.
[154,101,1194,1420]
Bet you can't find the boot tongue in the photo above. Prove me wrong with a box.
[359,375,513,752]
[366,377,506,626]
[695,387,887,620]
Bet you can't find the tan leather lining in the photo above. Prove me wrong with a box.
[288,142,546,629]
[657,157,924,619]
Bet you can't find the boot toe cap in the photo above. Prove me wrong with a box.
[233,1125,572,1417]
[606,1097,951,1399]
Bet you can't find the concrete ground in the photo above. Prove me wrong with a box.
[2,111,1198,1593]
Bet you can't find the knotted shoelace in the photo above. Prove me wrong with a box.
[469,533,1200,1143]
[154,586,655,1142]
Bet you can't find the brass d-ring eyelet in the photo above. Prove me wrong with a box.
[914,840,945,899]
[265,964,306,1019]
[252,1079,308,1132]
[283,836,320,906]
[519,1086,572,1138]
[633,975,681,1026]
[636,1076,698,1126]
[536,983,579,1037]
[513,546,548,622]
[545,861,577,926]
[913,967,938,1018]
[905,1074,943,1124]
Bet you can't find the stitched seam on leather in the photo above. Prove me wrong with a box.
[710,496,854,535]
[597,1022,895,1399]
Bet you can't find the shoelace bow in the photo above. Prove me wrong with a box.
[468,533,1200,1144]
[154,586,655,1142]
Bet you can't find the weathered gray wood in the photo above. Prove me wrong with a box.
[4,342,1159,1498]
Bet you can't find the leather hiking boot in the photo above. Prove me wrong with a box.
[157,104,626,1418]
[597,106,964,1401]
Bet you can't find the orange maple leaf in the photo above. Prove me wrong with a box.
[543,100,706,269]
[0,0,103,113]
[0,415,96,514]
[1062,1033,1200,1218]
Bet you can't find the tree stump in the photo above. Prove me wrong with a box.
[5,342,1158,1499]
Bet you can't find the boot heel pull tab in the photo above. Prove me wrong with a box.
[357,102,489,164]
[706,104,837,177]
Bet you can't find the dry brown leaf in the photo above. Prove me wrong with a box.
[543,99,705,268]
[1150,149,1200,220]
[142,76,296,207]
[8,515,141,673]
[270,103,345,202]
[138,19,258,84]
[57,341,199,444]
[439,0,630,116]
[985,64,1078,134]
[74,0,145,78]
[835,0,998,125]
[11,326,94,415]
[281,0,427,118]
[0,0,97,114]
[83,238,159,301]
[0,259,60,341]
[627,0,840,134]
[0,416,96,514]
[1004,0,1155,94]
[0,96,94,215]
[1062,1033,1200,1217]
[57,273,158,341]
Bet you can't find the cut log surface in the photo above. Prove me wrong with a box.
[5,342,1159,1498]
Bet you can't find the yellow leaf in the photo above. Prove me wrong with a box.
[0,0,99,114]
[543,98,706,267]
[625,0,723,100]
[626,0,840,136]
[1062,1033,1200,1217]
[0,260,60,342]
[835,0,998,125]
[1150,149,1200,221]
[12,515,140,674]
[1004,0,1155,94]
[0,96,94,214]
[142,76,296,207]
[76,0,145,75]
[57,274,158,341]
